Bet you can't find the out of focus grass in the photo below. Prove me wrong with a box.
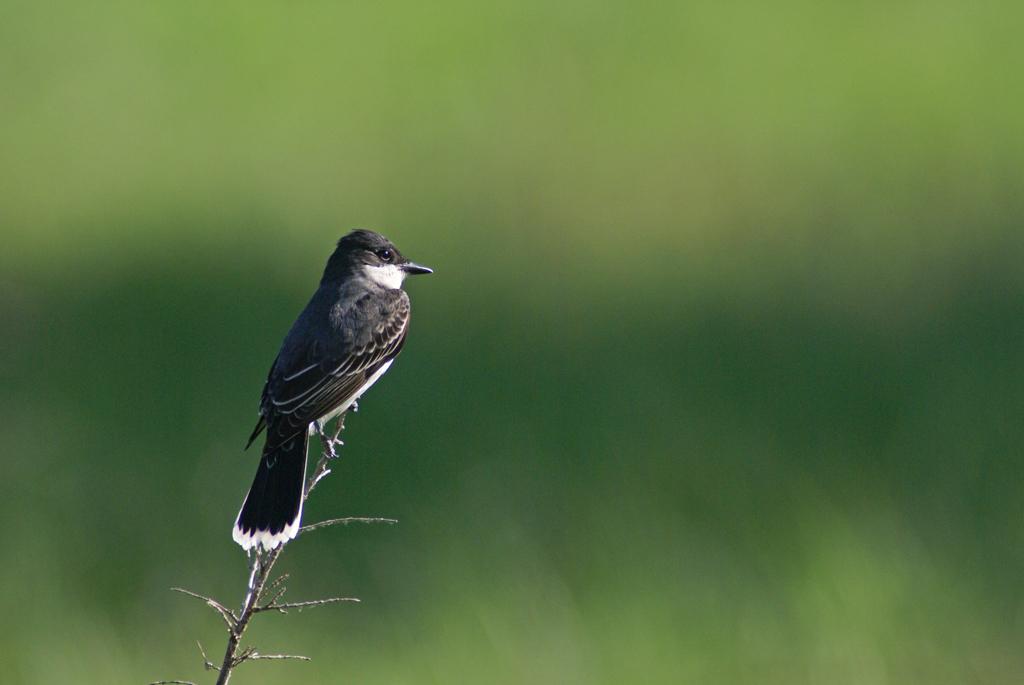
[2,2,1023,684]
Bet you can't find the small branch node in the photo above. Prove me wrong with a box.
[197,641,219,672]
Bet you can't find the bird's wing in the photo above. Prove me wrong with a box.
[253,289,410,445]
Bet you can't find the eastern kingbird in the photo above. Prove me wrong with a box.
[233,230,432,551]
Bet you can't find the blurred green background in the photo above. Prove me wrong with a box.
[2,2,1023,683]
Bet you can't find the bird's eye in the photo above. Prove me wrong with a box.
[378,249,393,262]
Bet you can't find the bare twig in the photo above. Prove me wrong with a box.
[257,596,360,614]
[306,466,332,494]
[170,588,237,631]
[158,411,395,685]
[306,416,346,497]
[197,641,218,672]
[259,582,289,610]
[258,572,290,604]
[247,651,311,662]
[210,544,283,682]
[299,516,398,534]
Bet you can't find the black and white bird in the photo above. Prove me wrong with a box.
[233,230,432,551]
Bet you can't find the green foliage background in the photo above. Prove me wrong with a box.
[2,2,1022,683]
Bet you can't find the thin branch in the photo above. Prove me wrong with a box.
[248,652,312,662]
[197,641,219,672]
[257,596,360,614]
[211,547,283,683]
[305,412,348,498]
[300,516,398,534]
[259,583,289,610]
[258,572,290,602]
[159,411,384,685]
[306,466,332,494]
[170,588,237,631]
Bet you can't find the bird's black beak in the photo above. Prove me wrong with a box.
[402,262,433,275]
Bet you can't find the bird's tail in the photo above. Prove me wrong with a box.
[233,432,309,551]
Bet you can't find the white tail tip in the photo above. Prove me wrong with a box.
[232,514,301,551]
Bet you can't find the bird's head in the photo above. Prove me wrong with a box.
[322,229,433,287]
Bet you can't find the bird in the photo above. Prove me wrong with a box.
[233,229,432,551]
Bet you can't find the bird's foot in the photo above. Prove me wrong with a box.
[332,413,347,440]
[313,421,342,460]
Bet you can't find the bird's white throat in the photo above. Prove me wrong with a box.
[364,264,406,289]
